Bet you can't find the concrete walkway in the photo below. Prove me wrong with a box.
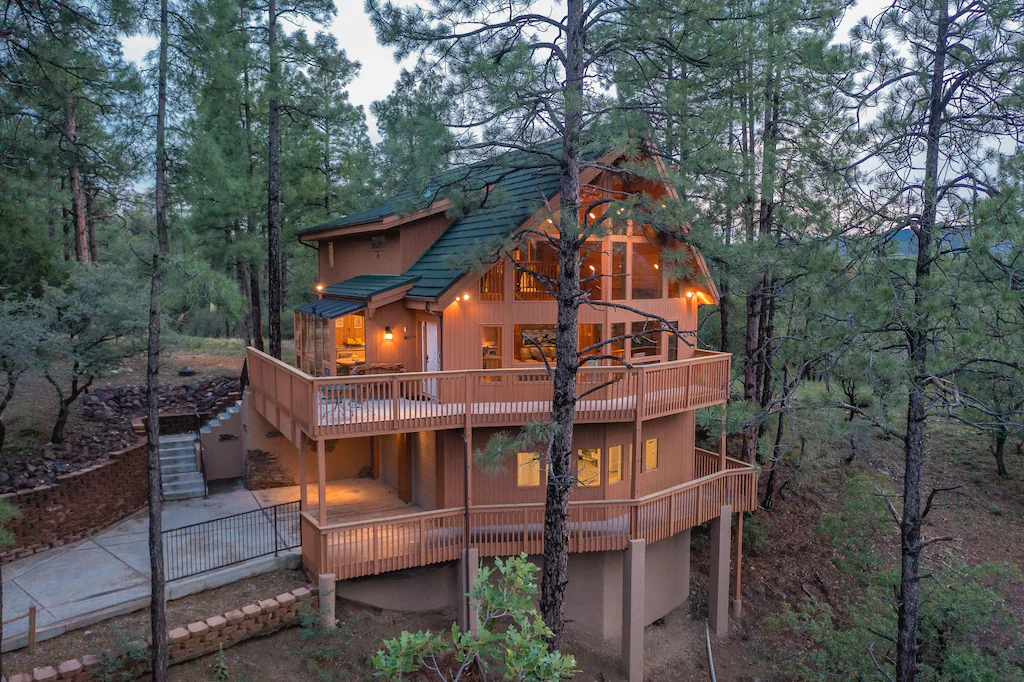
[2,486,300,652]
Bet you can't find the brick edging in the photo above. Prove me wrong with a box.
[4,586,318,682]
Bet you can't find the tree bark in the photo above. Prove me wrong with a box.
[266,0,283,359]
[249,264,265,351]
[539,0,584,650]
[64,96,89,265]
[236,257,252,347]
[148,1,170,678]
[741,279,762,462]
[993,432,1008,478]
[897,4,948,680]
[85,185,99,263]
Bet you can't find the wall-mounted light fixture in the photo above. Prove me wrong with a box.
[686,290,694,298]
[384,326,394,340]
[315,284,324,292]
[462,293,470,301]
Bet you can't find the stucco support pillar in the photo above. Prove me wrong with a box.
[317,438,327,526]
[708,504,732,638]
[621,539,646,682]
[732,511,744,618]
[457,547,479,635]
[318,573,336,627]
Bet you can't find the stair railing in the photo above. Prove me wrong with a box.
[193,408,209,498]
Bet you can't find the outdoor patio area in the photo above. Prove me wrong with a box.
[266,477,418,526]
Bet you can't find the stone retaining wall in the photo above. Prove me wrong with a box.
[0,443,148,564]
[4,586,317,682]
[244,448,297,489]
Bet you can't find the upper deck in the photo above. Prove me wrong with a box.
[246,347,731,442]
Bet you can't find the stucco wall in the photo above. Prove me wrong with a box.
[241,395,372,487]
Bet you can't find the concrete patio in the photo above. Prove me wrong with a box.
[1,486,298,653]
[1,478,415,652]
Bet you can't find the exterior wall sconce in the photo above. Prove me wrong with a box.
[686,290,693,298]
[315,284,324,292]
[384,326,393,340]
[462,293,470,301]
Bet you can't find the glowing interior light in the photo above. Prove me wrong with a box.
[384,326,393,340]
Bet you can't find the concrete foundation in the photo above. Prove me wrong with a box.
[457,548,480,635]
[333,530,691,641]
[318,573,337,627]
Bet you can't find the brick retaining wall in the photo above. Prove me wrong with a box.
[0,443,148,564]
[4,586,317,682]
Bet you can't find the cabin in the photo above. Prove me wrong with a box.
[241,145,758,669]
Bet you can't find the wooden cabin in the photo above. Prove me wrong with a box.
[242,146,758,653]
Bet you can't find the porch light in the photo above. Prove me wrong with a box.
[384,326,393,340]
[315,283,324,292]
[654,263,659,269]
[589,264,596,271]
[463,293,470,301]
[686,290,693,298]
[588,212,596,219]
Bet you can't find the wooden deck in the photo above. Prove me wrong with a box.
[300,449,758,580]
[247,347,731,442]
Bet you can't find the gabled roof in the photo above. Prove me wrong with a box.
[294,299,365,319]
[323,274,421,300]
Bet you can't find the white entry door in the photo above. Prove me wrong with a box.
[422,321,439,398]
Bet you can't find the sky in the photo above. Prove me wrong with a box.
[121,0,891,141]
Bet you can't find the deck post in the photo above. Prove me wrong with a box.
[458,547,479,635]
[630,368,645,499]
[732,511,744,618]
[621,538,646,682]
[317,438,327,526]
[708,504,732,637]
[298,432,308,512]
[719,408,727,472]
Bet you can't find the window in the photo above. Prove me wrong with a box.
[514,241,558,300]
[632,241,661,299]
[517,452,542,487]
[578,324,603,361]
[514,324,556,363]
[608,445,624,484]
[577,448,601,486]
[335,313,366,374]
[482,326,503,369]
[668,276,680,299]
[581,242,603,300]
[611,322,626,359]
[667,321,679,361]
[480,262,504,301]
[644,438,659,471]
[631,321,661,359]
[611,243,627,300]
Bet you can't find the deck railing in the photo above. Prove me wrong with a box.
[304,462,758,580]
[246,347,730,441]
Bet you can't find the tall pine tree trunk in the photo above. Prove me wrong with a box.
[249,265,265,351]
[64,96,89,265]
[266,0,283,359]
[897,4,948,680]
[85,184,98,263]
[148,1,170,678]
[540,0,584,649]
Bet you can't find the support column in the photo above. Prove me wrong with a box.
[457,547,479,635]
[621,539,646,682]
[732,512,744,618]
[318,573,336,628]
[317,438,327,526]
[708,504,732,638]
[298,432,308,512]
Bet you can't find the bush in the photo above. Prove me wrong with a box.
[373,554,577,681]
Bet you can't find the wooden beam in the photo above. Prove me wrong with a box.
[317,438,327,526]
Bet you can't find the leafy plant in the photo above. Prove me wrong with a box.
[211,644,230,681]
[373,554,577,681]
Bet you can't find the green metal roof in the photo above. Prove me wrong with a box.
[294,299,365,319]
[300,143,601,301]
[322,274,421,300]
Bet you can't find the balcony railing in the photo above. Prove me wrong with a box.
[301,449,757,580]
[246,348,731,441]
